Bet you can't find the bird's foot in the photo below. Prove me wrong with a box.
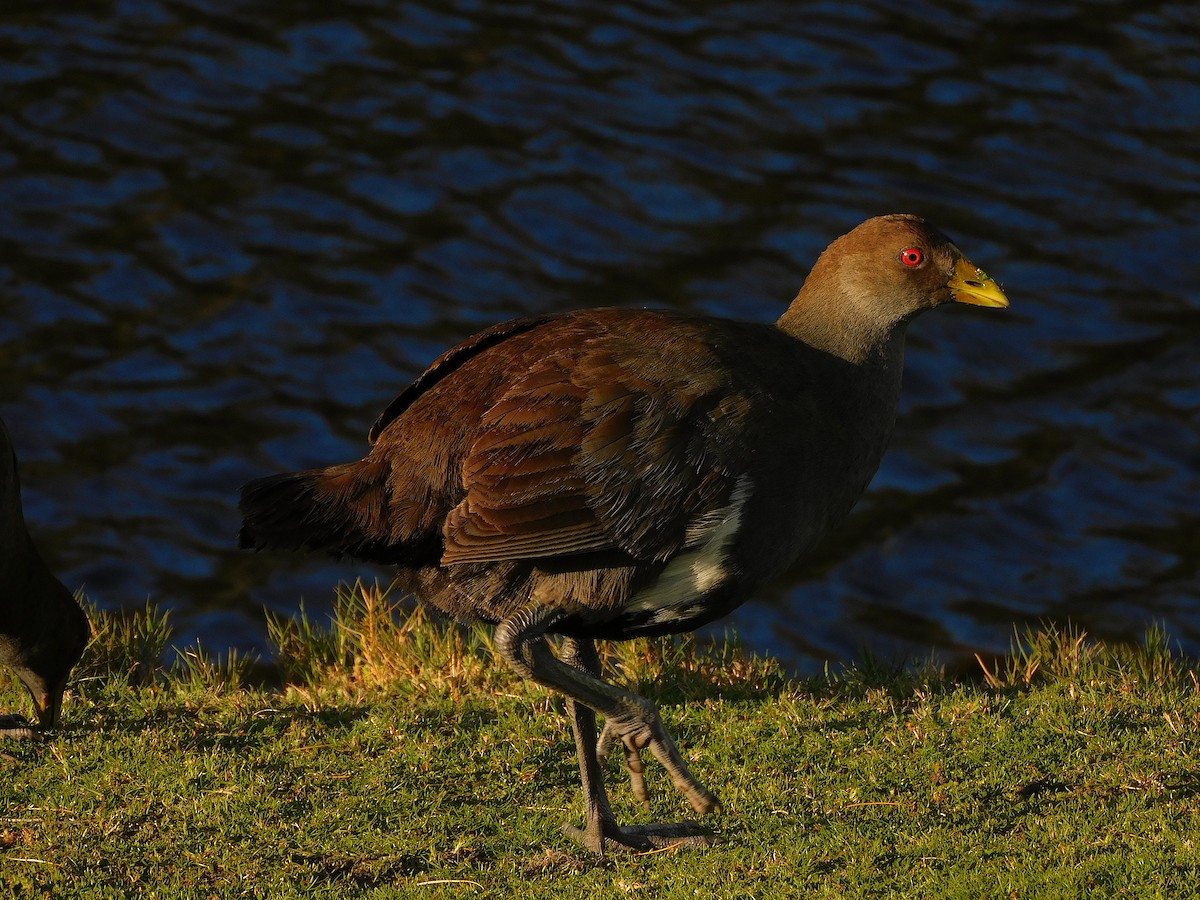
[0,714,40,740]
[597,717,651,810]
[562,819,716,856]
[597,714,720,816]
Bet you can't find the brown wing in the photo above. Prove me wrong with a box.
[368,314,557,444]
[440,332,752,566]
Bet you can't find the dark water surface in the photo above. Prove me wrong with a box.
[2,1,1197,673]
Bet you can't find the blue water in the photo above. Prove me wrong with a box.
[2,1,1197,673]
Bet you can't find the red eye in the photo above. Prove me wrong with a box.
[900,247,924,267]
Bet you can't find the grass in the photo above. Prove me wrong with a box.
[3,582,1200,898]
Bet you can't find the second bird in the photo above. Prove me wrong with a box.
[239,214,1009,855]
[1,417,90,739]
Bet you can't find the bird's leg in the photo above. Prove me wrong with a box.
[496,606,718,855]
[558,637,621,850]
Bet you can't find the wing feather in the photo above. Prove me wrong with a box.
[440,334,751,566]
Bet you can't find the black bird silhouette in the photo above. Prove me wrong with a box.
[239,215,1008,854]
[0,417,89,739]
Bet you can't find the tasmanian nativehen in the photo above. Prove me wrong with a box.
[0,417,90,739]
[239,214,1009,853]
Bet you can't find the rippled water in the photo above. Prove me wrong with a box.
[1,0,1197,673]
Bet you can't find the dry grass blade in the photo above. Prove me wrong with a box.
[268,580,506,699]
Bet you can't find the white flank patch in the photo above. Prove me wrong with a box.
[625,474,753,623]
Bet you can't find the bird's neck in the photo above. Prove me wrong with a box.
[776,283,910,452]
[775,283,907,368]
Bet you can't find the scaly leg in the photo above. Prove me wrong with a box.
[496,606,718,855]
[558,637,621,851]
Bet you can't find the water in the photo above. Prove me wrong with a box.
[1,0,1197,674]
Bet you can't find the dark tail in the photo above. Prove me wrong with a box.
[239,461,376,556]
[239,457,445,567]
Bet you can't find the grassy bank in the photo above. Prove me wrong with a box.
[3,583,1200,898]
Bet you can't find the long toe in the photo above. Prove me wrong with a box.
[620,743,651,810]
[562,820,717,855]
[672,771,720,817]
[641,723,720,815]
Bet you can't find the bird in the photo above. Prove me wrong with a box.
[0,416,90,740]
[239,214,1009,854]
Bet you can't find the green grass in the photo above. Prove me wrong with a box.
[3,583,1200,898]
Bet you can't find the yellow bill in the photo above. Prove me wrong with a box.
[950,256,1009,308]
